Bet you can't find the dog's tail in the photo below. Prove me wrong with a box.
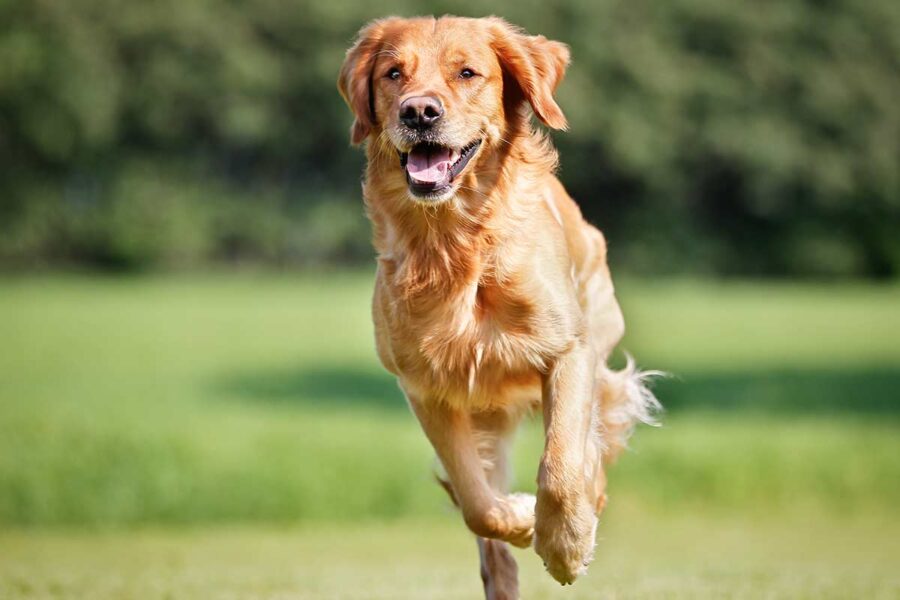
[596,355,663,463]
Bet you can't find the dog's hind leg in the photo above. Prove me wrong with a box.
[434,474,520,599]
[473,410,525,600]
[478,537,519,600]
[434,470,521,600]
[431,407,527,600]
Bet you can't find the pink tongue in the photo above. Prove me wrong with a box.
[406,147,452,183]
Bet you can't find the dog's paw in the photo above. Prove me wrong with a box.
[533,492,597,585]
[502,493,536,548]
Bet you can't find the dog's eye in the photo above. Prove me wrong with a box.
[459,68,476,80]
[386,67,402,80]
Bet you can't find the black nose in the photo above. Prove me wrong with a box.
[399,96,444,130]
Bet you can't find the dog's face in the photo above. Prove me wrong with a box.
[339,17,570,203]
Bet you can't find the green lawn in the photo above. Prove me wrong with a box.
[2,512,898,599]
[0,273,898,597]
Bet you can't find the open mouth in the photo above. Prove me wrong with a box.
[400,140,482,199]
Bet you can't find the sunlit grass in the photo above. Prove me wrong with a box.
[0,272,897,597]
[1,511,897,599]
[0,272,898,526]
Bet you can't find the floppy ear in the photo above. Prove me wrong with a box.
[338,20,388,145]
[487,18,570,130]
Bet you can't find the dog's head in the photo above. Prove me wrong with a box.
[338,16,569,203]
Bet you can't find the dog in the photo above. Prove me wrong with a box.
[338,15,660,597]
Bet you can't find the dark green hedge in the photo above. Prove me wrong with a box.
[1,0,897,276]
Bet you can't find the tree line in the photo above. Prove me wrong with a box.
[1,0,897,277]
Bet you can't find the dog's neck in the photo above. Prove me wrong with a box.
[363,121,557,296]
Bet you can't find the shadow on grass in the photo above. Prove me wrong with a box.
[217,366,407,411]
[655,367,900,416]
[216,364,900,416]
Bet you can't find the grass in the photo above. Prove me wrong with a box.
[1,273,898,525]
[0,272,898,596]
[616,278,900,373]
[1,511,898,599]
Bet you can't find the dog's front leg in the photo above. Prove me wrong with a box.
[534,339,599,585]
[408,396,535,548]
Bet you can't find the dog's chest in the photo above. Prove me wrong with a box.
[423,281,538,364]
[386,276,566,408]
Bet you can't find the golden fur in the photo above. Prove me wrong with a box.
[339,16,659,596]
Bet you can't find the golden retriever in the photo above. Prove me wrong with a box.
[338,15,659,597]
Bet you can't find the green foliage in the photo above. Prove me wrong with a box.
[0,274,897,526]
[0,1,897,275]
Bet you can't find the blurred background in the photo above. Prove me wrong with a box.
[1,1,898,598]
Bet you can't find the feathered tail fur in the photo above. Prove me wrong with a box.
[596,355,664,463]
